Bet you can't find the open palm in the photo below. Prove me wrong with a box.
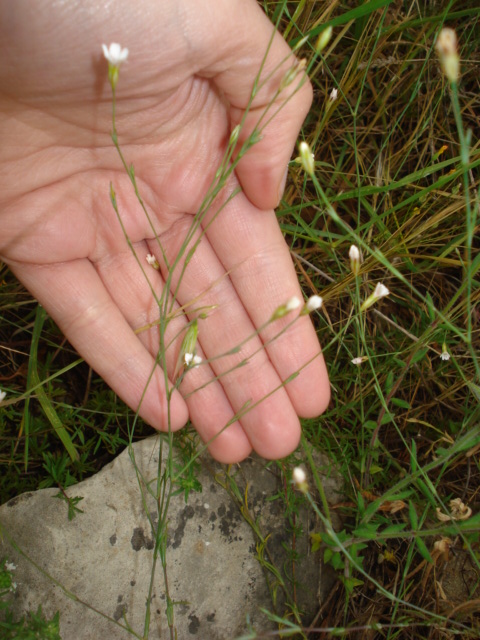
[0,0,329,462]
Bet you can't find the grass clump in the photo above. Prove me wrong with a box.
[1,0,480,638]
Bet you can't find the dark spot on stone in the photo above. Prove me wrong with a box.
[131,527,154,551]
[156,609,161,615]
[170,505,195,550]
[188,613,200,634]
[130,580,136,587]
[209,483,217,493]
[6,493,34,508]
[117,594,123,603]
[113,603,127,621]
[219,503,242,540]
[217,504,226,517]
[207,612,215,622]
[209,512,217,522]
[109,534,117,546]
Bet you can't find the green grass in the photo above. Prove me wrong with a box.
[1,0,480,638]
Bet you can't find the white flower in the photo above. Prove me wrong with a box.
[4,561,16,572]
[306,295,323,312]
[440,351,450,361]
[184,353,202,369]
[286,296,301,311]
[292,467,306,485]
[146,254,159,269]
[351,356,367,365]
[374,283,390,299]
[102,43,129,66]
[349,244,361,275]
[349,245,360,261]
[292,467,308,493]
[361,282,390,311]
[271,296,301,320]
[0,389,6,403]
[329,88,338,102]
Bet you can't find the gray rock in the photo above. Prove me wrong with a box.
[0,436,342,639]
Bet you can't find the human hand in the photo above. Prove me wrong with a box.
[0,0,329,463]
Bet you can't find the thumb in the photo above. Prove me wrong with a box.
[191,0,313,211]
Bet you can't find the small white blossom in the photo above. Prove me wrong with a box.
[349,244,361,275]
[361,282,390,311]
[374,283,390,299]
[292,467,308,493]
[102,43,129,66]
[292,467,306,485]
[10,582,17,593]
[146,254,159,269]
[351,356,367,365]
[286,296,301,311]
[440,350,450,361]
[4,561,16,572]
[0,389,6,403]
[329,88,338,102]
[349,245,360,261]
[271,296,302,320]
[184,353,194,366]
[192,355,202,367]
[306,295,323,312]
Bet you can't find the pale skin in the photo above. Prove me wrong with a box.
[0,0,330,463]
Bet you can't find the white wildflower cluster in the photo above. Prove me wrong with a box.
[0,389,6,403]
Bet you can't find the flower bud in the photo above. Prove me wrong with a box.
[298,141,315,177]
[360,282,390,311]
[315,26,333,54]
[435,28,459,83]
[349,245,361,275]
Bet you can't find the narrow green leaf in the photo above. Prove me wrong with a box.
[409,501,419,530]
[391,397,411,409]
[29,306,79,462]
[415,536,433,564]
